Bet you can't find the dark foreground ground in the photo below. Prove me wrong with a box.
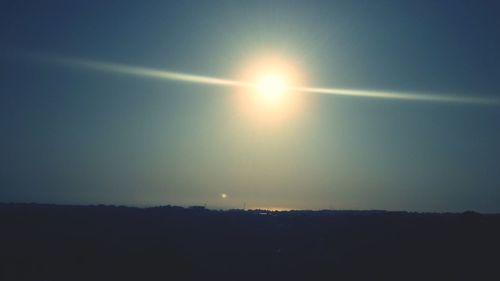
[1,203,499,280]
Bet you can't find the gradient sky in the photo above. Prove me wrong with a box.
[1,0,500,212]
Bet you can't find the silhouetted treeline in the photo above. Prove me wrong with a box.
[1,203,499,280]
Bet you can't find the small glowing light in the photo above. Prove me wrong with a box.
[221,193,227,199]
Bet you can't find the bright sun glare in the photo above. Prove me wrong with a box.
[235,54,305,125]
[255,73,287,101]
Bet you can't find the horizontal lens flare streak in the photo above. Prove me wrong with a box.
[294,87,500,105]
[41,55,500,106]
[47,56,250,88]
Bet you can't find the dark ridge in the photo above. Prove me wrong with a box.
[1,203,499,280]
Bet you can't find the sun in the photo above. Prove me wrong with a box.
[255,73,287,102]
[234,54,306,125]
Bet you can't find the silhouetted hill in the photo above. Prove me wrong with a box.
[1,203,499,280]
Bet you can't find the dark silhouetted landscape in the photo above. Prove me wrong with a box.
[1,203,499,280]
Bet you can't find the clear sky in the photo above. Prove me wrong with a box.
[1,0,500,212]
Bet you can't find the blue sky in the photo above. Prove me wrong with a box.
[1,0,500,212]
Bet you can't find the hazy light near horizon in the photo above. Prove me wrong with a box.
[36,54,500,106]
